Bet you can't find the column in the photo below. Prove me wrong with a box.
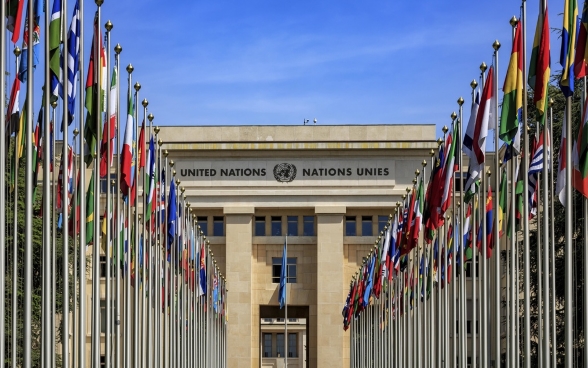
[224,206,254,368]
[315,206,346,368]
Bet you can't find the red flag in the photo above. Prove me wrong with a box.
[138,120,146,170]
[8,0,25,44]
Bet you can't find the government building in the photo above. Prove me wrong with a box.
[158,124,437,367]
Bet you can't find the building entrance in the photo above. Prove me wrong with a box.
[259,305,309,368]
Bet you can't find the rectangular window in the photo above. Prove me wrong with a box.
[213,216,224,236]
[100,174,117,194]
[378,215,388,233]
[272,257,297,283]
[287,216,298,236]
[262,333,272,358]
[345,216,356,236]
[197,216,208,236]
[100,355,106,368]
[288,333,297,357]
[465,260,479,278]
[100,256,108,278]
[362,216,373,236]
[271,216,282,236]
[276,333,285,358]
[100,300,107,334]
[303,216,315,236]
[255,216,266,236]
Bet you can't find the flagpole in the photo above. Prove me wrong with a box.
[77,0,88,366]
[133,80,141,367]
[72,130,79,367]
[459,83,470,368]
[114,42,122,368]
[104,19,113,368]
[60,0,72,364]
[124,63,133,368]
[285,234,288,367]
[141,98,149,368]
[564,51,574,368]
[155,133,162,368]
[0,0,5,359]
[147,114,155,368]
[583,75,588,368]
[40,0,50,363]
[548,98,556,368]
[51,101,58,368]
[164,153,171,368]
[11,47,20,368]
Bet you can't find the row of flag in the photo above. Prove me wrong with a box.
[345,0,588,367]
[2,0,228,367]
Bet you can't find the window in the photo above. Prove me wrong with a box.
[345,216,356,236]
[378,216,388,233]
[100,355,106,368]
[272,257,297,283]
[276,333,285,357]
[362,216,373,236]
[465,260,479,278]
[100,300,107,334]
[466,320,479,335]
[100,174,117,193]
[288,333,297,357]
[213,216,224,236]
[271,216,282,236]
[263,333,272,357]
[303,216,314,236]
[197,216,208,236]
[287,216,298,236]
[100,256,108,278]
[255,216,266,236]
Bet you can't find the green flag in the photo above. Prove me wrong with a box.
[85,171,95,245]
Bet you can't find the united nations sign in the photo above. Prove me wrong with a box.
[175,157,399,187]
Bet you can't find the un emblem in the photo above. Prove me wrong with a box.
[273,163,297,183]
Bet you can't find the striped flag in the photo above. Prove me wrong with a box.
[61,0,80,125]
[440,122,458,214]
[559,0,577,97]
[48,0,62,98]
[18,0,42,82]
[573,97,588,198]
[5,77,20,137]
[528,1,550,116]
[500,21,523,146]
[7,0,25,44]
[146,136,157,222]
[100,66,118,177]
[575,0,588,78]
[499,167,507,236]
[120,92,135,201]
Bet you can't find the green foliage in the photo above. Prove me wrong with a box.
[523,74,585,367]
[3,138,74,368]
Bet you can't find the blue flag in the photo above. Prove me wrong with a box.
[279,240,287,309]
[167,179,177,255]
[362,255,375,307]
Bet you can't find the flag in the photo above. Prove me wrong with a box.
[100,66,118,177]
[138,121,146,170]
[362,254,375,308]
[213,271,219,312]
[423,141,445,239]
[576,0,588,78]
[279,240,287,308]
[60,0,80,125]
[573,96,588,198]
[85,171,95,245]
[557,110,567,205]
[18,0,42,82]
[199,242,207,296]
[83,13,106,160]
[7,0,25,44]
[559,0,577,97]
[48,0,62,98]
[146,136,156,223]
[500,21,523,145]
[16,94,27,159]
[408,178,424,250]
[120,93,134,199]
[499,167,507,236]
[440,122,458,214]
[529,131,545,175]
[5,77,20,137]
[528,1,550,116]
[167,179,177,253]
[476,185,494,258]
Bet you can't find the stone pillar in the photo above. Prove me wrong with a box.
[224,206,254,368]
[314,206,346,368]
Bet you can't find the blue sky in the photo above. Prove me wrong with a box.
[5,0,567,141]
